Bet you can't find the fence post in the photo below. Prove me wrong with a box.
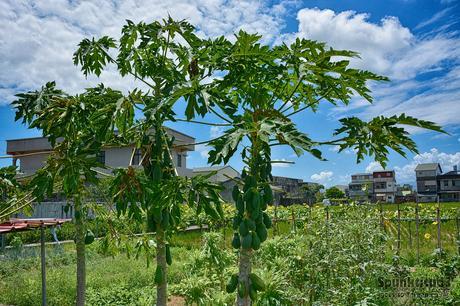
[436,196,442,251]
[0,234,5,253]
[456,209,460,256]
[291,207,296,233]
[415,201,420,263]
[40,225,47,306]
[274,204,278,235]
[397,202,401,255]
[408,219,412,248]
[379,201,384,230]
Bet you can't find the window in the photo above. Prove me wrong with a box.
[96,151,105,164]
[453,180,456,187]
[375,182,386,189]
[177,153,182,167]
[444,180,449,187]
[132,149,141,165]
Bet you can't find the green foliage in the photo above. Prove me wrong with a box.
[325,186,345,199]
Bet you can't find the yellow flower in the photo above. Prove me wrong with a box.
[424,233,431,240]
[432,221,438,225]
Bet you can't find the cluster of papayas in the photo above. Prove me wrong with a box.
[226,272,266,299]
[231,176,273,251]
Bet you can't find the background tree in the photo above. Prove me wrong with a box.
[205,32,444,305]
[325,186,346,199]
[12,83,122,305]
[302,183,324,205]
[73,18,225,305]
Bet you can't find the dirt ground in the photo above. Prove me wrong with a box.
[168,296,186,306]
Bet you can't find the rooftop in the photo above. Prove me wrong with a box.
[415,163,441,171]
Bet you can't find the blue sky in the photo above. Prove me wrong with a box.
[1,0,459,187]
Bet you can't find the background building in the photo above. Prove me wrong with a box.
[6,128,196,218]
[415,163,443,202]
[348,173,374,202]
[373,170,397,203]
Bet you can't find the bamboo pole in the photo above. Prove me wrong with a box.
[415,200,420,263]
[40,225,47,306]
[436,196,442,251]
[397,201,401,255]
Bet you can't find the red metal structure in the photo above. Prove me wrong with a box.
[0,218,71,306]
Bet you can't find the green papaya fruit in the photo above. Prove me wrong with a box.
[232,185,240,202]
[260,200,268,211]
[249,285,257,300]
[238,281,247,298]
[256,224,268,242]
[251,191,260,211]
[263,184,273,204]
[247,219,256,231]
[166,244,172,265]
[226,274,238,293]
[242,233,252,249]
[250,208,260,220]
[161,210,169,228]
[84,229,95,245]
[263,213,272,229]
[232,233,241,249]
[251,231,261,250]
[154,266,163,285]
[236,197,245,214]
[239,221,249,236]
[249,273,266,291]
[232,216,241,230]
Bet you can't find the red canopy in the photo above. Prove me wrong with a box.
[0,218,71,234]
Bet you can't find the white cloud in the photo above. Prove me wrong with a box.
[291,8,413,78]
[302,7,460,131]
[311,170,333,183]
[415,8,452,30]
[195,144,210,159]
[395,148,460,181]
[210,126,224,138]
[0,0,291,105]
[365,161,384,173]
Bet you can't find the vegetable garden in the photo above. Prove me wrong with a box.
[1,203,460,305]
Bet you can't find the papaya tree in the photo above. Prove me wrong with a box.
[12,83,123,305]
[203,32,445,305]
[73,18,225,305]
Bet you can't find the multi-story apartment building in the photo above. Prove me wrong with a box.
[373,170,397,203]
[438,166,460,202]
[348,171,397,203]
[415,163,442,202]
[7,127,195,177]
[5,128,196,218]
[348,173,374,202]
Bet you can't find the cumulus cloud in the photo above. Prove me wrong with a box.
[395,148,460,182]
[300,7,460,131]
[195,144,210,160]
[365,161,384,173]
[311,170,333,183]
[0,0,293,105]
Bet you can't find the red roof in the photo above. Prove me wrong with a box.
[0,218,71,234]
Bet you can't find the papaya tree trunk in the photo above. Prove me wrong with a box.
[156,227,168,306]
[74,196,86,306]
[237,248,252,306]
